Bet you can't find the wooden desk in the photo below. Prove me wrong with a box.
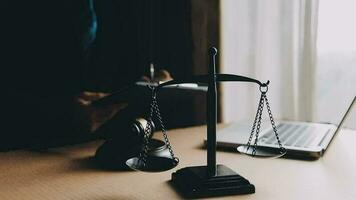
[1,126,355,200]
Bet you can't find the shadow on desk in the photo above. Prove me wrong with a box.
[28,146,133,173]
[199,142,319,161]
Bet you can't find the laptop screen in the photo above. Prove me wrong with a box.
[335,96,355,133]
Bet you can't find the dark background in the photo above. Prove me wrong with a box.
[0,0,219,150]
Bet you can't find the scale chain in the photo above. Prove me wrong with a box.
[138,120,151,166]
[138,86,178,166]
[252,94,265,155]
[152,93,177,161]
[246,93,264,151]
[246,85,285,156]
[263,94,285,152]
[138,91,156,166]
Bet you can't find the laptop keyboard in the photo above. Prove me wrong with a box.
[260,123,318,148]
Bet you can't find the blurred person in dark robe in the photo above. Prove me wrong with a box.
[0,0,144,150]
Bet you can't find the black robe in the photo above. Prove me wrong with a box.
[0,0,142,150]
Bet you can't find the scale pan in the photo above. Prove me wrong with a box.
[237,145,286,159]
[126,156,178,172]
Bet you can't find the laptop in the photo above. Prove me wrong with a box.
[214,96,355,159]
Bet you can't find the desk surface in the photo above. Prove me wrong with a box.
[1,126,356,200]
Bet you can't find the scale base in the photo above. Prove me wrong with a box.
[171,164,255,198]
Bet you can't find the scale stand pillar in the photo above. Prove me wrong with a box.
[171,47,255,198]
[207,47,217,177]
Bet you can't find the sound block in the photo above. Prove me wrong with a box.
[171,165,255,198]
